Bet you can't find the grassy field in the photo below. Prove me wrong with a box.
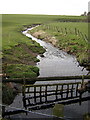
[2,14,88,105]
[2,14,54,78]
[2,14,88,78]
[30,21,89,67]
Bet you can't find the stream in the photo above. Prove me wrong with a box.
[6,26,89,120]
[23,27,88,78]
[22,27,89,119]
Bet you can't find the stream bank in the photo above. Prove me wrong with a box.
[23,26,89,119]
[5,26,89,120]
[25,26,88,77]
[29,25,89,73]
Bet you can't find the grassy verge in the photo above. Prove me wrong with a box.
[2,15,48,78]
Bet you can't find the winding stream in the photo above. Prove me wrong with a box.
[22,27,89,119]
[23,27,88,77]
[6,27,89,120]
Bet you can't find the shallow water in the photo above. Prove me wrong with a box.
[21,27,89,119]
[5,27,89,120]
[23,27,88,78]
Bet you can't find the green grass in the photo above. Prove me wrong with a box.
[5,64,39,78]
[2,14,88,106]
[2,14,87,50]
[30,21,88,66]
[2,14,51,78]
[2,14,88,78]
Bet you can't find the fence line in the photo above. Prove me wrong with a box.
[41,24,88,42]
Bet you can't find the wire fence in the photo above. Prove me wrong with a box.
[39,24,88,42]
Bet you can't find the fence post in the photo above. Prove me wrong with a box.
[85,34,88,41]
[78,29,80,36]
[56,85,58,100]
[76,83,79,97]
[81,75,84,87]
[61,28,63,33]
[65,28,67,34]
[61,85,63,98]
[66,84,69,98]
[75,28,77,35]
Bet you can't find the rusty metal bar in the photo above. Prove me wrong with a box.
[3,75,90,83]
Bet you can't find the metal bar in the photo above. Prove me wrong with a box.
[3,110,26,116]
[3,75,90,83]
[25,95,84,107]
[56,85,58,100]
[27,87,29,93]
[24,82,81,88]
[61,85,63,98]
[81,75,84,87]
[66,84,69,98]
[71,84,74,97]
[23,97,27,109]
[27,98,31,106]
[76,83,79,97]
[27,96,90,110]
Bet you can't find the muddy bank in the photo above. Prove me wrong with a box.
[29,29,90,72]
[32,30,58,47]
[5,27,89,120]
[2,25,46,106]
[26,27,88,77]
